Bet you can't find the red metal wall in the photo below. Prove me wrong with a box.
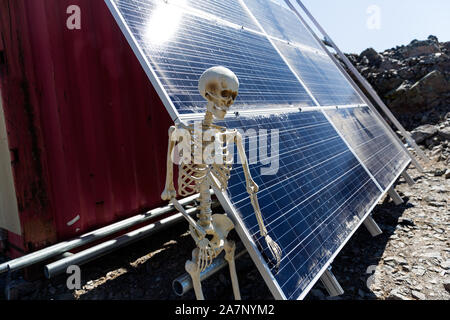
[0,0,172,256]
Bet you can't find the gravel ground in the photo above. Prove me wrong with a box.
[0,146,448,301]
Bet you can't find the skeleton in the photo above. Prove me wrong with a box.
[161,66,282,300]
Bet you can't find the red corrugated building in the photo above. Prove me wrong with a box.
[0,0,172,258]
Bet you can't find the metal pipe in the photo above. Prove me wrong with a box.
[173,250,247,296]
[0,192,208,274]
[291,0,428,167]
[45,207,197,279]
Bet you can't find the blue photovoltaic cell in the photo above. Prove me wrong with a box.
[274,40,364,106]
[242,0,322,50]
[221,112,381,299]
[171,0,261,31]
[325,107,411,190]
[110,0,315,115]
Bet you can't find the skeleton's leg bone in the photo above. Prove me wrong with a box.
[186,249,205,300]
[224,240,241,300]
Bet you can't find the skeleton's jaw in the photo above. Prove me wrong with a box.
[213,105,227,120]
[206,101,229,121]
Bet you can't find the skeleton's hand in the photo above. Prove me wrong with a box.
[197,238,214,272]
[246,179,259,194]
[161,187,177,201]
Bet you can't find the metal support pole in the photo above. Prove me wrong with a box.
[388,187,404,206]
[0,192,209,275]
[172,250,247,297]
[363,216,383,237]
[286,0,428,171]
[401,171,415,186]
[44,207,200,278]
[320,268,344,297]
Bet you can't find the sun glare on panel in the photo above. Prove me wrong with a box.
[144,0,186,45]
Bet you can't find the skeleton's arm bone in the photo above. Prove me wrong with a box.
[161,126,177,201]
[235,131,282,266]
[234,131,267,236]
[170,198,206,238]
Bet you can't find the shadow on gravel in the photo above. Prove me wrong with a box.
[0,179,418,301]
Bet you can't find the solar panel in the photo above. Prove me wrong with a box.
[325,107,411,190]
[108,0,315,117]
[242,0,322,50]
[219,111,382,299]
[273,40,364,106]
[106,0,412,300]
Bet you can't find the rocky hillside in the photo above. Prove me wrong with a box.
[345,35,450,131]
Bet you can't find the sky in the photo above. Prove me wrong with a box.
[299,0,450,54]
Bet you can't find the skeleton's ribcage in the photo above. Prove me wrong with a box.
[178,141,233,197]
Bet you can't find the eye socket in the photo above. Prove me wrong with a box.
[221,90,237,99]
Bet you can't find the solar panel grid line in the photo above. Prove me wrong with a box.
[281,0,368,105]
[285,0,419,168]
[320,110,384,192]
[293,156,410,300]
[251,150,359,233]
[125,0,327,67]
[273,40,364,106]
[324,107,411,191]
[110,0,317,116]
[275,162,368,258]
[136,0,330,57]
[243,0,364,106]
[105,0,181,121]
[237,0,322,108]
[210,179,288,300]
[222,112,383,299]
[280,176,377,298]
[178,104,365,122]
[230,137,348,208]
[239,0,385,194]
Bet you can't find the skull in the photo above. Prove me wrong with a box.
[198,66,239,120]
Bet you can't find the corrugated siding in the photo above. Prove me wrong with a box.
[0,0,172,255]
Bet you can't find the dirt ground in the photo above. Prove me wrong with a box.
[0,147,448,301]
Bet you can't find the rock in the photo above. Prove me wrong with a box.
[439,127,450,140]
[400,39,442,58]
[398,217,415,227]
[441,260,450,269]
[412,267,426,276]
[444,280,450,292]
[410,125,439,144]
[359,48,383,67]
[434,168,447,176]
[411,290,426,300]
[445,170,450,179]
[428,201,445,208]
[422,252,441,259]
[387,289,410,300]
